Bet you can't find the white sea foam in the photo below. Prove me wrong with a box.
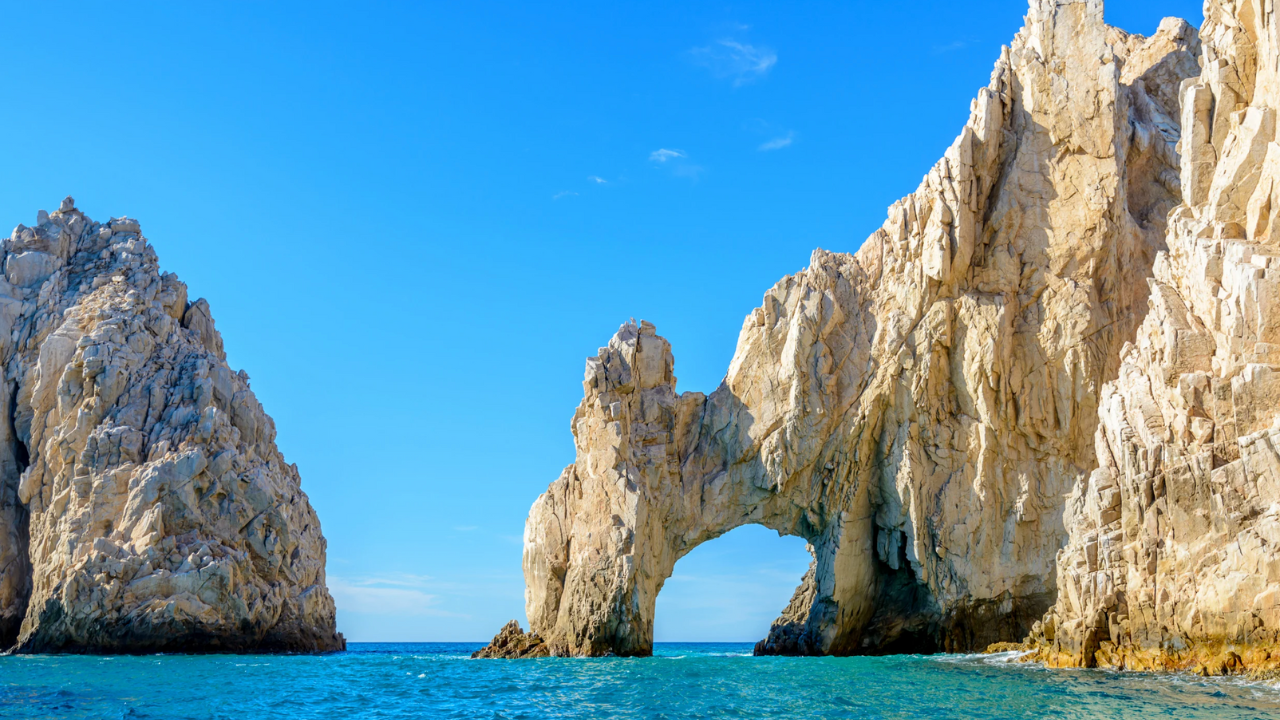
[981,650,1035,664]
[934,651,1280,704]
[933,651,1030,664]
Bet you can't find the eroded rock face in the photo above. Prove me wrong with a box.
[1029,0,1280,674]
[0,200,342,653]
[506,0,1201,657]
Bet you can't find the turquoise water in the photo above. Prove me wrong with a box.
[2,643,1279,719]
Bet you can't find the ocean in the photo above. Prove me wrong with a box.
[1,642,1278,719]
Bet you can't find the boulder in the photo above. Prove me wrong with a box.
[472,620,550,659]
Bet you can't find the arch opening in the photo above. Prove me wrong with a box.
[652,525,812,646]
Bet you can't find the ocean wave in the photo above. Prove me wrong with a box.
[931,650,1034,665]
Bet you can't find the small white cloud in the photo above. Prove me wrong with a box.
[588,175,608,184]
[932,41,968,54]
[328,575,466,618]
[691,39,777,86]
[721,40,776,74]
[759,132,794,151]
[650,149,702,179]
[649,149,686,163]
[552,190,579,200]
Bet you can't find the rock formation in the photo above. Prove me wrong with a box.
[471,620,549,659]
[0,199,343,653]
[478,0,1203,658]
[1029,0,1280,674]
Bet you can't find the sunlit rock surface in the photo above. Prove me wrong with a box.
[1028,0,1280,675]
[482,0,1202,657]
[0,199,342,653]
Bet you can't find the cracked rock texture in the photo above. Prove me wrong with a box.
[488,0,1202,657]
[1029,0,1280,674]
[0,199,342,653]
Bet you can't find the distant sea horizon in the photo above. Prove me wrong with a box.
[3,641,1278,718]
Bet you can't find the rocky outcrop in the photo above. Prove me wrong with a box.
[1028,0,1280,674]
[472,620,549,658]
[497,0,1202,658]
[0,199,342,653]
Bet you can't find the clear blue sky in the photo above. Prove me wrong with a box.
[0,0,1203,642]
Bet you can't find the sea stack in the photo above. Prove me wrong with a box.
[477,0,1203,658]
[0,199,342,653]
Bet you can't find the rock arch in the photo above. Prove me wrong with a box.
[496,1,1203,658]
[523,320,871,657]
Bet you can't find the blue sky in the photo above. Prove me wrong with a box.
[0,0,1204,642]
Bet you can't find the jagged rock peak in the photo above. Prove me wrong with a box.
[0,199,342,653]
[478,0,1202,658]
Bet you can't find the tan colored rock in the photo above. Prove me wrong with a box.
[505,1,1201,657]
[1030,0,1280,673]
[472,620,550,659]
[0,199,342,653]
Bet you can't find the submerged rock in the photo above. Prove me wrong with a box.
[0,199,342,653]
[502,0,1203,657]
[1028,0,1280,674]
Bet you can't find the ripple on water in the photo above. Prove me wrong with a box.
[0,643,1278,719]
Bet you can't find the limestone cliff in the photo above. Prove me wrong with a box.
[1029,0,1280,674]
[478,0,1202,658]
[0,199,342,653]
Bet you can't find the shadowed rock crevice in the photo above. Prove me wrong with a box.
[0,379,31,648]
[856,539,945,655]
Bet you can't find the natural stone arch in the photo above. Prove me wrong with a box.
[522,320,881,657]
[499,1,1202,658]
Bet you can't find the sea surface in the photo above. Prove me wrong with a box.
[1,642,1279,719]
